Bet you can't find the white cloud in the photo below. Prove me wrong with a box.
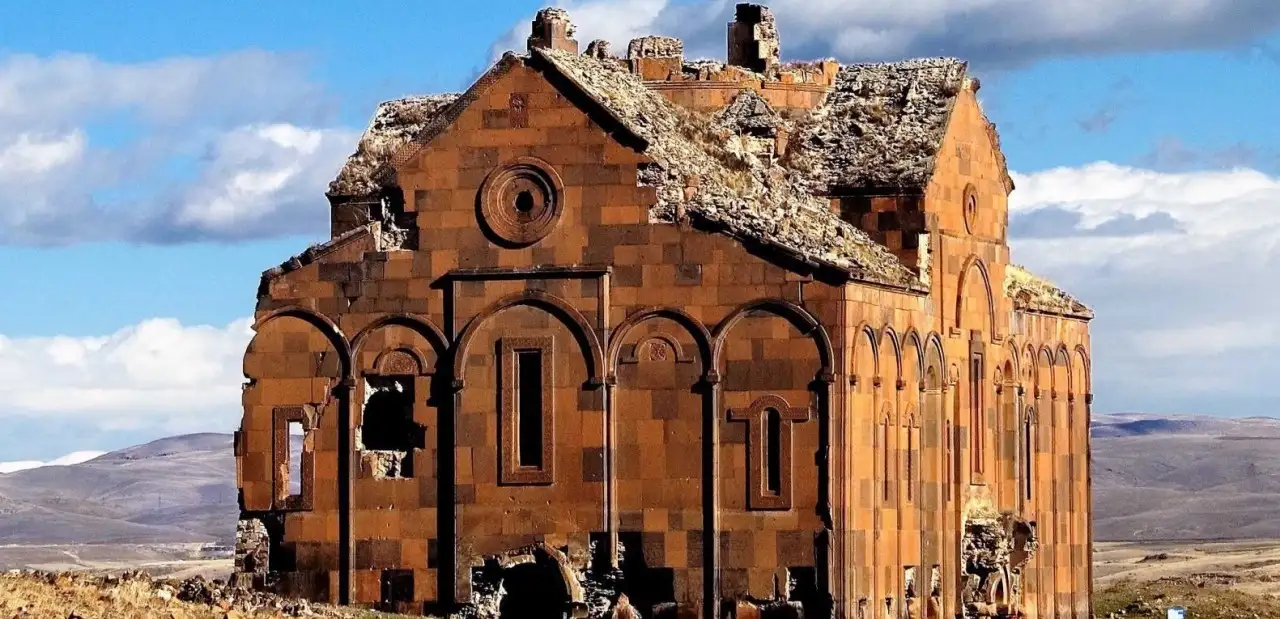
[0,132,85,178]
[494,0,1280,65]
[0,51,351,246]
[0,451,106,475]
[1008,163,1280,414]
[0,51,325,130]
[165,123,359,239]
[0,318,254,432]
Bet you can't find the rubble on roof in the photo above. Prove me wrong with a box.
[675,57,832,86]
[1005,264,1093,319]
[785,58,967,193]
[715,89,781,135]
[329,94,461,196]
[534,47,919,287]
[627,36,683,59]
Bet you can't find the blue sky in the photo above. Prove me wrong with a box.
[2,0,1279,461]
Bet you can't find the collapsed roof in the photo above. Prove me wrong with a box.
[328,94,461,197]
[319,19,1084,315]
[786,58,968,193]
[1005,265,1094,319]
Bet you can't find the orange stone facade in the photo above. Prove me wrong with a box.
[234,6,1093,619]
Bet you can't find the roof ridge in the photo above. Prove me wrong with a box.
[535,47,919,288]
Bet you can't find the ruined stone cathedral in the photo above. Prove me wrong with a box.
[234,5,1094,619]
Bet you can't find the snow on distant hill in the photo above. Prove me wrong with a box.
[0,450,107,474]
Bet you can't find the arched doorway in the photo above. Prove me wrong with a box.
[499,560,572,619]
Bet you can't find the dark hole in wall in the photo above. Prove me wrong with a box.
[516,350,544,468]
[515,190,535,216]
[362,375,418,477]
[262,512,293,573]
[498,561,571,619]
[750,567,819,619]
[380,569,414,611]
[618,532,676,616]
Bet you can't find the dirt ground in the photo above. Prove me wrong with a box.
[9,540,1280,617]
[1095,539,1280,596]
[0,543,232,581]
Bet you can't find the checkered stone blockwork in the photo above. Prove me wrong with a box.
[235,26,1092,619]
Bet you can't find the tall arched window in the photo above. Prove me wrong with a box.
[969,353,985,476]
[1023,407,1035,501]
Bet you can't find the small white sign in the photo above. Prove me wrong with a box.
[1168,606,1186,619]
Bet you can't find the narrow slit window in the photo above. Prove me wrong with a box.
[1023,410,1035,501]
[766,408,782,496]
[516,349,544,469]
[882,420,891,503]
[905,423,915,503]
[272,406,313,511]
[500,337,554,485]
[287,421,303,496]
[970,355,984,475]
[944,420,953,503]
[728,395,810,510]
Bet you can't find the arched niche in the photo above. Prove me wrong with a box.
[451,295,603,571]
[609,309,711,617]
[242,308,350,513]
[955,256,997,338]
[712,300,831,607]
[350,317,446,482]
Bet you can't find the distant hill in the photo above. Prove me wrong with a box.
[0,434,239,544]
[4,415,1280,545]
[1092,412,1280,541]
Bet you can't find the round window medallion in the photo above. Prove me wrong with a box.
[478,158,564,247]
[963,186,978,234]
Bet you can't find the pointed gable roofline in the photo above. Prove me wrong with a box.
[329,51,658,201]
[528,46,920,289]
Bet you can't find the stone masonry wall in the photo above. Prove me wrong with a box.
[235,39,1092,619]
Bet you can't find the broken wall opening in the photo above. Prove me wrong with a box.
[961,511,1037,619]
[468,544,582,619]
[359,375,420,478]
[616,532,676,617]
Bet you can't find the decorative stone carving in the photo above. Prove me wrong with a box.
[478,158,564,247]
[960,508,1038,618]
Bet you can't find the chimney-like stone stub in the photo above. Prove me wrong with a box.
[585,39,613,59]
[528,7,579,54]
[728,3,780,73]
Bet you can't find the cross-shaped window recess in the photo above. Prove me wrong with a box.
[728,394,812,510]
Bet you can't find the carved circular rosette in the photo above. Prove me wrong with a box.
[963,184,978,235]
[478,157,564,247]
